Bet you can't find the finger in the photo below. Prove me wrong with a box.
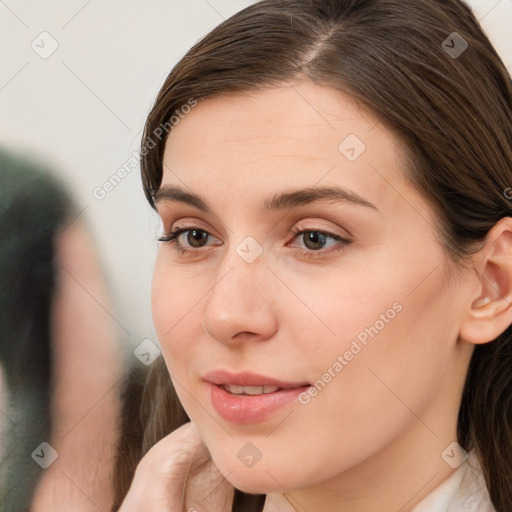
[184,459,234,512]
[140,421,210,480]
[119,422,210,512]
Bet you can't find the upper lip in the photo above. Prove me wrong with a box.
[203,370,310,389]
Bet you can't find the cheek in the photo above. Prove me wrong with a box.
[151,256,199,369]
[281,256,453,463]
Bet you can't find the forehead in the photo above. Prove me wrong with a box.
[160,81,418,217]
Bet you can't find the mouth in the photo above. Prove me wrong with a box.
[203,370,311,424]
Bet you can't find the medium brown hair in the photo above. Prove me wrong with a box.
[112,1,512,510]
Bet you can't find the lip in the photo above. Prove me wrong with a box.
[203,370,309,388]
[203,370,311,425]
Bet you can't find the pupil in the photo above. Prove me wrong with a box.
[188,229,207,247]
[305,231,326,250]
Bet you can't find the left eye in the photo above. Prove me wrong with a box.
[158,227,352,257]
[289,228,352,256]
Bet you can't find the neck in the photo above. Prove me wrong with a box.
[263,413,460,512]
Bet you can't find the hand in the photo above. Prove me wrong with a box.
[118,421,234,512]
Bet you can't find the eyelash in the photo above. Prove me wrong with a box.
[158,225,352,258]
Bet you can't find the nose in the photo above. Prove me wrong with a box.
[201,243,278,346]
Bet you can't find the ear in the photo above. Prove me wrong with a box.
[459,217,512,345]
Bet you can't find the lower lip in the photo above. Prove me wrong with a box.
[208,382,311,425]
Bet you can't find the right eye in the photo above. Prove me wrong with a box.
[158,227,219,255]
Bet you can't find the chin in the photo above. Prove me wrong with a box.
[212,457,298,495]
[226,471,280,495]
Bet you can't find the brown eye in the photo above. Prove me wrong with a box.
[158,226,218,255]
[184,229,209,248]
[290,227,352,258]
[301,231,329,251]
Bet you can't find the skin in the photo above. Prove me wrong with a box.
[149,79,512,512]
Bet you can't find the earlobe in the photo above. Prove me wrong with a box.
[459,217,512,345]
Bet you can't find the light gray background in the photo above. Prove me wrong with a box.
[1,0,511,354]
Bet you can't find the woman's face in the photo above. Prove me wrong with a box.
[151,80,474,497]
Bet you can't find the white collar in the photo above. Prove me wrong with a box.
[410,449,496,512]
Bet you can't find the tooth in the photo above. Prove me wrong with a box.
[226,384,244,394]
[242,385,264,395]
[224,384,281,395]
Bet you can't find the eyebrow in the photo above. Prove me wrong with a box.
[154,184,378,213]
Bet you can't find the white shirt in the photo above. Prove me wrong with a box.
[411,449,496,511]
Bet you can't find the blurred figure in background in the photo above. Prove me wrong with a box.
[0,147,124,511]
